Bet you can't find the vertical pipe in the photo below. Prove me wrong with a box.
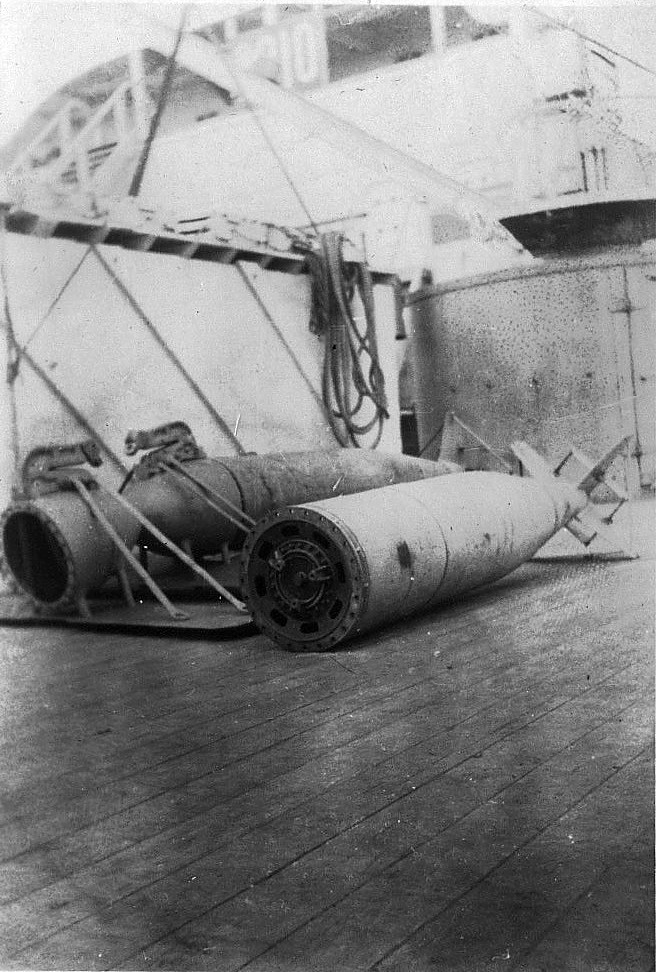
[0,214,21,503]
[607,266,641,495]
[620,266,644,485]
[407,288,450,461]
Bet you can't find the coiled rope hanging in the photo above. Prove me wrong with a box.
[223,55,390,451]
[307,232,389,449]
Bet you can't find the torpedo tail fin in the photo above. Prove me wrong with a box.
[511,436,638,560]
[574,436,633,497]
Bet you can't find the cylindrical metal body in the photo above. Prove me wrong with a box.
[241,471,586,651]
[122,450,459,555]
[0,491,140,611]
[0,450,457,611]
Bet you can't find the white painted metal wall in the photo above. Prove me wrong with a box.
[0,233,400,506]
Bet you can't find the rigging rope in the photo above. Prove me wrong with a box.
[234,262,326,418]
[216,47,320,236]
[527,7,656,80]
[307,233,389,449]
[91,245,246,455]
[18,347,127,475]
[20,246,92,353]
[128,6,189,198]
[213,38,391,449]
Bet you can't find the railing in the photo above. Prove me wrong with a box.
[8,60,150,208]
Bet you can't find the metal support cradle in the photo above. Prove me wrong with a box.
[72,478,189,620]
[107,486,246,612]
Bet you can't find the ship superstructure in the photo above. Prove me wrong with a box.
[0,5,653,498]
[3,5,654,276]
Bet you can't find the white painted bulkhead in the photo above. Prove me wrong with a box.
[0,232,400,505]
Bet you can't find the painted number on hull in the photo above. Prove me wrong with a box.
[230,16,328,90]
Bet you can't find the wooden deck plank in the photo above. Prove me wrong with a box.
[0,658,362,810]
[512,845,654,972]
[371,749,654,972]
[0,645,632,933]
[0,665,445,859]
[0,556,644,757]
[133,676,642,968]
[236,717,652,972]
[0,592,644,860]
[9,640,644,968]
[0,598,645,910]
[0,631,325,748]
[0,542,652,971]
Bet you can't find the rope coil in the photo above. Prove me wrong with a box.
[308,232,389,449]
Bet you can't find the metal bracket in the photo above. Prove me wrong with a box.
[71,478,190,621]
[125,421,206,480]
[106,486,246,612]
[21,439,103,497]
[552,445,628,516]
[438,411,514,473]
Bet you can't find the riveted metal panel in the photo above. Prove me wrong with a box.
[408,250,655,495]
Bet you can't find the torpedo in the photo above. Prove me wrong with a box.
[121,445,460,555]
[0,441,459,615]
[241,438,635,651]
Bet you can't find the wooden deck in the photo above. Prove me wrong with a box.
[0,502,653,971]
